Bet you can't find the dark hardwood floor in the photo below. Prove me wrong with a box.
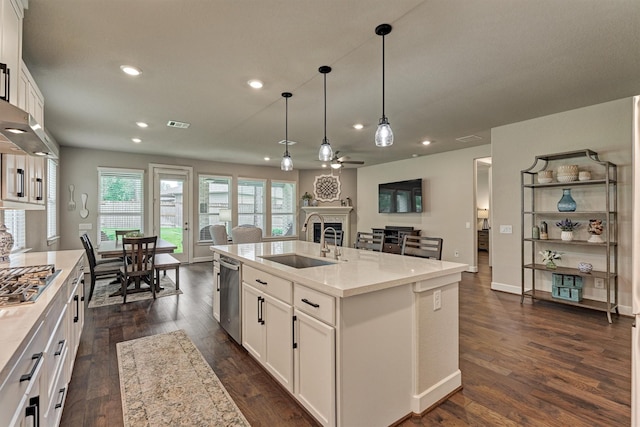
[61,251,632,426]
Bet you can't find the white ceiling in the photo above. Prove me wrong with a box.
[21,0,640,169]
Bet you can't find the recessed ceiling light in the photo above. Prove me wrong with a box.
[264,156,270,161]
[136,122,148,128]
[248,80,263,89]
[5,128,25,134]
[34,151,48,156]
[132,138,142,143]
[353,123,364,130]
[421,140,431,145]
[120,65,142,76]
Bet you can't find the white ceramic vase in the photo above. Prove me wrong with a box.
[560,230,574,241]
[0,224,14,261]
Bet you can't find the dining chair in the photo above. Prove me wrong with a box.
[210,224,229,245]
[231,226,263,244]
[120,236,157,303]
[354,231,384,251]
[401,235,443,260]
[324,229,344,247]
[80,233,122,302]
[115,229,141,244]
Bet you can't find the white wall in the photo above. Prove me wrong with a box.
[491,97,634,313]
[357,145,491,269]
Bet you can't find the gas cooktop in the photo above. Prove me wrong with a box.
[0,265,60,307]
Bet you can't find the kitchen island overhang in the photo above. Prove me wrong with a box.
[211,240,467,426]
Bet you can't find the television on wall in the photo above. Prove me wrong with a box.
[378,178,423,213]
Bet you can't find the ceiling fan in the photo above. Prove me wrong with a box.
[330,151,365,169]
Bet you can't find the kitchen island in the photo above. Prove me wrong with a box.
[211,240,467,427]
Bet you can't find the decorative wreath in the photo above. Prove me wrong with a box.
[313,174,341,202]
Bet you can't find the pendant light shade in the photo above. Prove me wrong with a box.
[281,92,293,171]
[375,23,393,147]
[318,66,333,162]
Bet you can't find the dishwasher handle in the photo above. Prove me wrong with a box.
[219,258,240,271]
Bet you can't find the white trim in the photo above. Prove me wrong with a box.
[411,370,462,414]
[491,281,521,294]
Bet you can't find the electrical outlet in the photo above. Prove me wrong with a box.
[433,290,442,311]
[454,250,459,257]
[594,278,605,289]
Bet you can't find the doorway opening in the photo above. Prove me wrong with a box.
[475,157,492,270]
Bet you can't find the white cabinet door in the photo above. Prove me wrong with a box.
[263,293,293,393]
[0,0,23,106]
[294,310,336,427]
[213,264,221,322]
[241,283,264,360]
[28,156,45,205]
[2,153,28,201]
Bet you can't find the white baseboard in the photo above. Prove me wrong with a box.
[411,370,462,414]
[192,256,213,263]
[468,265,478,273]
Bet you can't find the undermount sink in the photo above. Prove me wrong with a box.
[260,254,336,269]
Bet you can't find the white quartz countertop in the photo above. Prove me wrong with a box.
[210,240,468,297]
[0,250,84,383]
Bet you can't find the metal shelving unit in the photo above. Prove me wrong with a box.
[520,149,618,323]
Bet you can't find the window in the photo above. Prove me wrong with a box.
[198,175,231,241]
[98,168,144,241]
[47,159,58,239]
[271,181,296,237]
[237,178,265,231]
[3,210,25,251]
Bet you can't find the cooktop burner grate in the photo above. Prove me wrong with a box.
[0,265,57,306]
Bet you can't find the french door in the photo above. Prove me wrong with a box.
[150,165,193,263]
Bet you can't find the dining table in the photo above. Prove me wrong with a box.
[96,238,177,258]
[96,238,178,297]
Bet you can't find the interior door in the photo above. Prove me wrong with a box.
[152,167,191,263]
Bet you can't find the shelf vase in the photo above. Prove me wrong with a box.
[546,260,557,269]
[557,188,576,212]
[560,231,574,241]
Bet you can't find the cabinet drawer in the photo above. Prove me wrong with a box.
[294,284,335,326]
[44,305,68,404]
[243,265,292,304]
[0,320,46,427]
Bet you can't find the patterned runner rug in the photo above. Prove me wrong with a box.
[117,330,250,426]
[88,275,182,308]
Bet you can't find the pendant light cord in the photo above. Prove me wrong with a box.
[285,96,289,155]
[323,72,327,143]
[381,33,385,119]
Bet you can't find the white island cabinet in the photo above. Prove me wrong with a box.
[0,250,85,427]
[211,240,467,427]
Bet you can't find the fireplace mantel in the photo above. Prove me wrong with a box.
[301,206,353,246]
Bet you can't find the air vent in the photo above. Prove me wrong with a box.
[456,134,483,143]
[167,120,190,129]
[277,139,298,145]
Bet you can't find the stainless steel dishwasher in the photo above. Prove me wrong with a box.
[219,256,242,344]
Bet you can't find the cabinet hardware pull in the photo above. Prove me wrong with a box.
[216,272,220,291]
[36,177,43,200]
[292,315,297,349]
[54,339,65,356]
[20,352,43,382]
[73,294,80,323]
[55,387,66,409]
[258,296,265,325]
[255,279,267,285]
[0,63,9,102]
[17,168,25,197]
[301,298,320,308]
[25,395,40,427]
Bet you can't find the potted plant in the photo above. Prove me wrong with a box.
[555,218,580,241]
[539,250,562,269]
[301,192,313,206]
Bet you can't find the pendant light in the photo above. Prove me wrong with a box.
[280,92,293,171]
[375,23,393,147]
[318,65,333,161]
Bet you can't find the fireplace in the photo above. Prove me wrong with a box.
[313,223,342,243]
[301,206,353,247]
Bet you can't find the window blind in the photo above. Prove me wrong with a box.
[198,175,231,241]
[4,210,25,250]
[47,159,58,239]
[98,168,144,241]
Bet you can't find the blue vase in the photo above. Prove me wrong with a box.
[557,188,576,212]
